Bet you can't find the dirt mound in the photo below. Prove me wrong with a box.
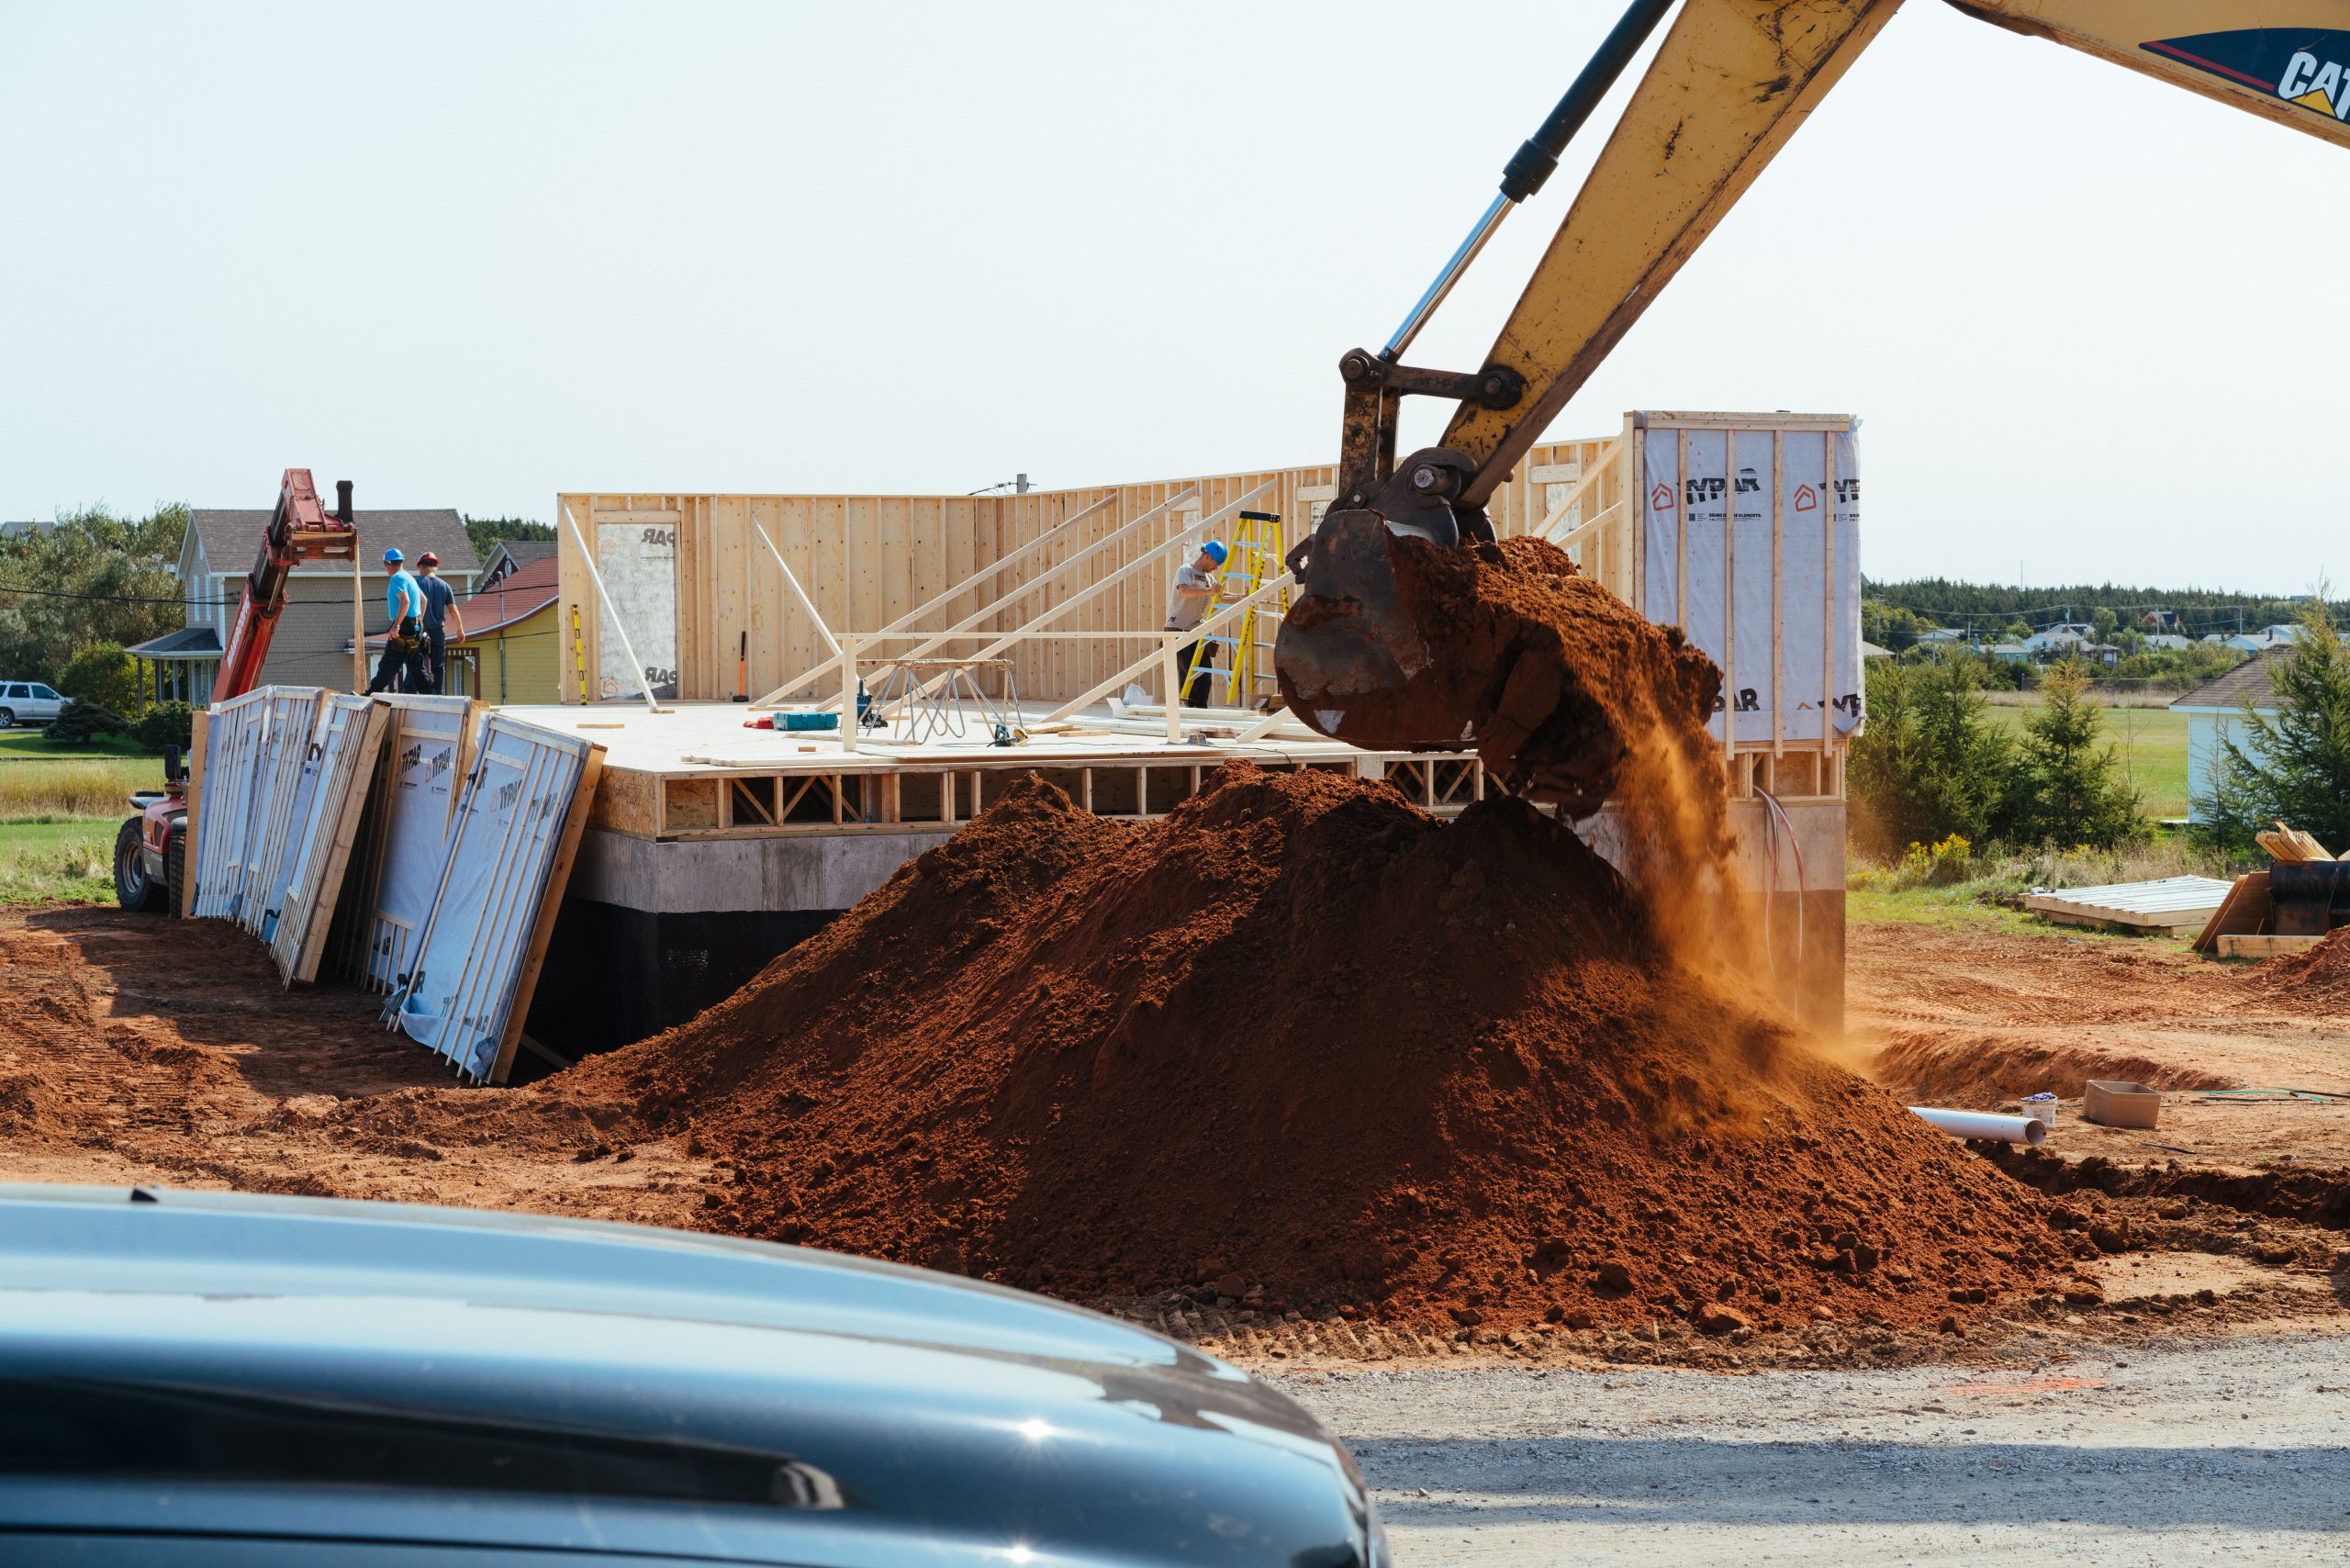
[1872,1031,2235,1107]
[578,764,2061,1335]
[2251,927,2350,1001]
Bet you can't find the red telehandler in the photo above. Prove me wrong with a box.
[113,469,360,913]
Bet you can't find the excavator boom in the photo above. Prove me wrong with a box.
[1443,0,2350,502]
[1275,0,2350,789]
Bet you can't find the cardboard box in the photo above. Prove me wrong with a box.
[2084,1080,2162,1130]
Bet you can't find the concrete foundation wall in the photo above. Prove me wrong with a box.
[534,795,1848,1058]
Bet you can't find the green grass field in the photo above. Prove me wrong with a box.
[0,735,162,906]
[1982,704,2191,819]
[0,818,118,905]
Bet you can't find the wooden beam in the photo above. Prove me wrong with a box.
[1534,438,1621,543]
[1044,568,1295,723]
[2215,933,2323,959]
[761,487,1190,701]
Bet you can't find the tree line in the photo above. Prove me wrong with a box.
[1863,576,2347,639]
[1851,602,2350,857]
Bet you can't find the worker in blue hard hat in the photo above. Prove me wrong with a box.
[1164,539,1229,709]
[366,545,431,694]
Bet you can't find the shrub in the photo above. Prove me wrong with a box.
[40,700,131,745]
[56,642,140,715]
[135,700,192,754]
[1894,833,1975,886]
[1848,658,2011,857]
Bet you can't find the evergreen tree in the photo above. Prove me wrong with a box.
[2004,659,2143,846]
[2204,600,2350,850]
[464,515,555,562]
[1848,657,2010,856]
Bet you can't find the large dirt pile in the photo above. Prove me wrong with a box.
[580,764,2061,1335]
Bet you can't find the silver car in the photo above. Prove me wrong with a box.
[0,682,65,728]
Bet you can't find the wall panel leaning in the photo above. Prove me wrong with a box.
[325,695,476,993]
[189,688,320,927]
[383,714,605,1083]
[269,696,394,986]
[185,688,605,1084]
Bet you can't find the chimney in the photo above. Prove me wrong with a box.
[335,480,354,523]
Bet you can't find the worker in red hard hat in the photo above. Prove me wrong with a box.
[413,551,464,695]
[1163,539,1228,709]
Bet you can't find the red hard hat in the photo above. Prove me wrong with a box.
[417,551,440,566]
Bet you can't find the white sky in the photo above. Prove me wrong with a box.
[1,1,2340,595]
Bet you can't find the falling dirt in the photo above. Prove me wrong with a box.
[571,763,2065,1339]
[1281,535,1723,828]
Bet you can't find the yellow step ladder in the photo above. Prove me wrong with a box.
[1181,509,1285,709]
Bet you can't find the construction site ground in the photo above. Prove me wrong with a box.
[3,901,2346,1562]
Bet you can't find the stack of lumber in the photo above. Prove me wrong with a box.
[2256,821,2338,862]
[2023,876,2235,935]
[2196,823,2347,956]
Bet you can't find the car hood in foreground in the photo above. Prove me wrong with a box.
[0,1185,1378,1567]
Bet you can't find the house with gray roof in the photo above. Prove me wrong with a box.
[2170,646,2291,824]
[480,537,556,588]
[129,507,478,702]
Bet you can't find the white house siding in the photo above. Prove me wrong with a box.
[2178,709,2269,823]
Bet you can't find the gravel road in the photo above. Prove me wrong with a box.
[1272,1331,2350,1564]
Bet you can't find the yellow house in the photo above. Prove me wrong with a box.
[450,546,560,705]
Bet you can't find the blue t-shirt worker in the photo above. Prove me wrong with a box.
[365,548,432,695]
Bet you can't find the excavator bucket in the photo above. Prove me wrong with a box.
[1274,509,1451,753]
[1276,510,1720,818]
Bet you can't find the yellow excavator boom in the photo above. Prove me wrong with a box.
[1444,0,2350,504]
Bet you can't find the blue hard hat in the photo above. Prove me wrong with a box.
[382,547,403,564]
[1201,540,1228,566]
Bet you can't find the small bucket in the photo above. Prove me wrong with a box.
[2015,1093,2060,1132]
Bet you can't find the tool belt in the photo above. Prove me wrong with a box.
[391,615,421,652]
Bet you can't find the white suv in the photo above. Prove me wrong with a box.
[0,681,67,727]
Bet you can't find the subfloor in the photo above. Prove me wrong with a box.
[3,905,2348,1562]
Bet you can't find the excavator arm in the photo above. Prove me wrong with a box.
[1276,0,2350,766]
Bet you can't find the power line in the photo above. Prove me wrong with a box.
[0,581,232,607]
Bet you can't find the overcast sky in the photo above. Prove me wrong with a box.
[1,2,2340,595]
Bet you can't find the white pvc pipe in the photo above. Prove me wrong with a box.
[1908,1105,2047,1147]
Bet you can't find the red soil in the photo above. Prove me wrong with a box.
[2252,926,2350,1002]
[581,764,2064,1337]
[1389,536,1723,823]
